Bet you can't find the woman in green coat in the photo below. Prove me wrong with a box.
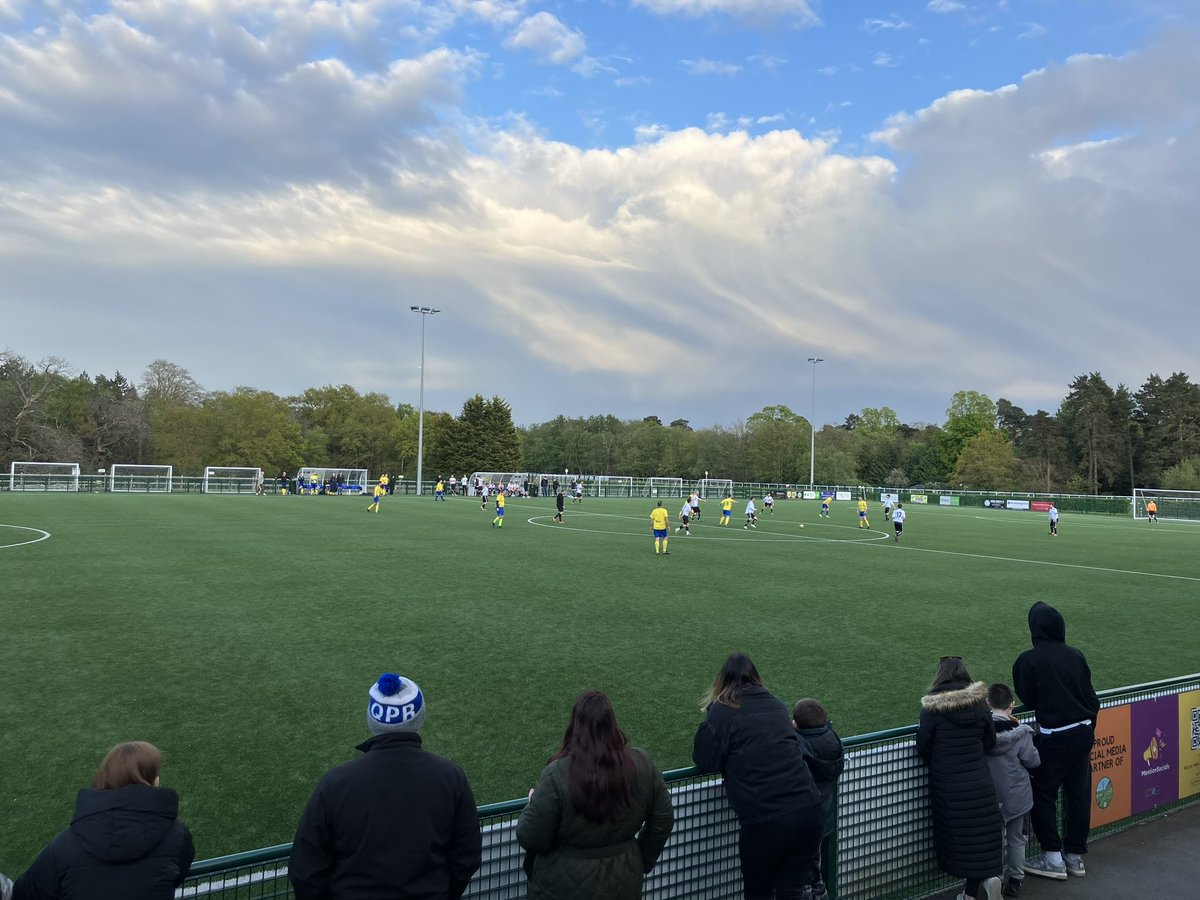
[517,691,675,900]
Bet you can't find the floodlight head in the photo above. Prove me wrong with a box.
[808,357,824,364]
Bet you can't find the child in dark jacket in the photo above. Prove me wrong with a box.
[986,684,1040,898]
[793,698,845,896]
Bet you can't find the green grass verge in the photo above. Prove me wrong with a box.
[1,491,1197,872]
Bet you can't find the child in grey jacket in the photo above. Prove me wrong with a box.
[986,684,1041,898]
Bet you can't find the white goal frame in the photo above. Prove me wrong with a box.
[110,464,173,493]
[9,461,81,492]
[202,466,264,494]
[696,478,734,500]
[1132,488,1200,524]
[594,475,634,498]
[296,467,369,495]
[646,477,684,498]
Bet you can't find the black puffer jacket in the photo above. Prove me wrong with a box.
[693,685,823,825]
[1012,601,1100,728]
[795,723,844,837]
[13,784,194,900]
[915,681,1002,880]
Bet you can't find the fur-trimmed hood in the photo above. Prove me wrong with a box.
[920,680,989,714]
[990,719,1034,754]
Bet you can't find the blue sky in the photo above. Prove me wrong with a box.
[1,1,1198,429]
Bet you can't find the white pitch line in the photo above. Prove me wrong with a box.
[524,514,890,544]
[864,541,1200,582]
[0,524,52,549]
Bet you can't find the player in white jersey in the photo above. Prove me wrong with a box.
[744,498,758,529]
[676,500,692,535]
[892,503,906,542]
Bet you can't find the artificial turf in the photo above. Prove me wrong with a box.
[1,490,1197,871]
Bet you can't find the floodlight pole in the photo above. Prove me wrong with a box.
[807,357,823,487]
[411,306,441,496]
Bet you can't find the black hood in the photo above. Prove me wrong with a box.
[70,784,180,863]
[1028,601,1066,644]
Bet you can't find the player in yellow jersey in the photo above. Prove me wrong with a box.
[650,501,671,554]
[435,479,446,502]
[720,494,734,526]
[492,491,505,528]
[857,496,870,528]
[367,481,384,513]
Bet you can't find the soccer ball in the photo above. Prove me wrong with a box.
[800,524,805,529]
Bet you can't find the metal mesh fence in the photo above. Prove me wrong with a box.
[178,674,1200,899]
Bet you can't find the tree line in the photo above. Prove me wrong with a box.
[2,352,1198,493]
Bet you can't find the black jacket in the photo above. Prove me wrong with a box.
[289,732,482,900]
[916,680,1002,880]
[795,722,844,837]
[693,685,823,825]
[1012,601,1100,728]
[13,784,194,900]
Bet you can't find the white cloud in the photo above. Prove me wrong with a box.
[1018,22,1048,40]
[681,58,742,75]
[927,0,964,12]
[505,11,586,64]
[632,0,820,26]
[864,16,911,33]
[615,75,651,88]
[873,52,897,67]
[817,65,838,76]
[749,53,787,72]
[756,113,786,124]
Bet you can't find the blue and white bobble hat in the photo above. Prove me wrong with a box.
[367,673,426,735]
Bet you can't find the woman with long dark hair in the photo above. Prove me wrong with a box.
[517,691,674,899]
[916,657,1003,900]
[12,742,194,900]
[693,653,827,900]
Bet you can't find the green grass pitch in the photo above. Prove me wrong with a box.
[2,491,1197,871]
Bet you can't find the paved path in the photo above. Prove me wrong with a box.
[932,802,1200,898]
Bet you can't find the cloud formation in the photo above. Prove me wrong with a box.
[505,11,586,64]
[1,6,1198,428]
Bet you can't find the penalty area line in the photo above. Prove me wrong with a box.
[865,542,1200,583]
[0,523,52,549]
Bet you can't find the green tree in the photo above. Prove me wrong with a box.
[1135,373,1200,483]
[745,405,807,482]
[1059,373,1123,494]
[1020,411,1068,492]
[952,430,1021,490]
[292,385,398,471]
[1161,457,1200,491]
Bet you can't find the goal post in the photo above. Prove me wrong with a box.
[9,461,81,492]
[1133,488,1200,524]
[594,475,634,498]
[645,477,684,498]
[696,478,734,499]
[202,466,264,494]
[110,464,173,493]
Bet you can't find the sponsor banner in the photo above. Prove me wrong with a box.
[1090,705,1132,827]
[909,494,928,504]
[1007,499,1031,510]
[1131,696,1179,814]
[803,491,818,500]
[983,499,1007,508]
[1030,500,1052,512]
[820,491,835,501]
[835,491,852,501]
[1177,690,1200,800]
[939,495,960,506]
[879,492,899,505]
[786,491,798,499]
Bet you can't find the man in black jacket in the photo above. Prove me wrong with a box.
[289,673,482,899]
[1012,602,1100,882]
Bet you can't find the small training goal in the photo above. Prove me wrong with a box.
[109,464,173,493]
[9,461,81,492]
[202,467,264,494]
[594,476,634,498]
[645,477,684,498]
[1132,488,1200,524]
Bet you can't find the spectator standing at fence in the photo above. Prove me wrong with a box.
[915,656,1003,900]
[289,673,482,899]
[1012,602,1099,881]
[792,698,845,893]
[11,741,194,900]
[985,683,1040,898]
[517,691,674,900]
[693,653,828,900]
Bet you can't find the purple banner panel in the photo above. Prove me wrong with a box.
[1131,696,1180,814]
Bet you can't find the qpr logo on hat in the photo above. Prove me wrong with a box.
[370,699,419,724]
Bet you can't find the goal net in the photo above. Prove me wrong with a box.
[9,461,81,492]
[696,478,734,499]
[645,477,684,498]
[203,467,264,494]
[594,475,634,498]
[110,464,173,493]
[1133,488,1200,524]
[296,467,370,495]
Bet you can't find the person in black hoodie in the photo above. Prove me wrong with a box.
[1012,601,1099,881]
[791,699,844,891]
[916,657,1003,900]
[693,653,827,900]
[12,741,194,900]
[289,672,482,900]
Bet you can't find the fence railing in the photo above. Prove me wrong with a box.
[177,673,1200,899]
